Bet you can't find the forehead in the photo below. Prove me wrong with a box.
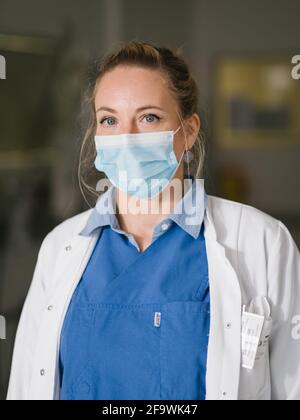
[94,65,177,108]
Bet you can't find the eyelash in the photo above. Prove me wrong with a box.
[99,114,161,125]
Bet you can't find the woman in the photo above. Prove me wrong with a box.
[7,40,300,400]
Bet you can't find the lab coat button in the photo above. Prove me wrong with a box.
[225,322,232,329]
[220,391,227,399]
[40,369,45,376]
[65,245,72,251]
[47,305,53,311]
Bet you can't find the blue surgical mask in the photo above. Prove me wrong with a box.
[94,125,185,199]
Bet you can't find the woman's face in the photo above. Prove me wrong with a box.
[94,65,197,164]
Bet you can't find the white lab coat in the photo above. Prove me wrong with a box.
[6,194,300,400]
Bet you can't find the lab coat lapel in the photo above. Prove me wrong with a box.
[34,230,101,400]
[203,197,242,400]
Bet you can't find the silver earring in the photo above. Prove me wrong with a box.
[183,150,194,163]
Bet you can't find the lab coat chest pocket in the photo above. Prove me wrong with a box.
[238,296,273,400]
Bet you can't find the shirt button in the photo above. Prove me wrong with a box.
[65,245,72,251]
[40,369,45,376]
[161,223,169,231]
[225,322,232,329]
[47,305,53,311]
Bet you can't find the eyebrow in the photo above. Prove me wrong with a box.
[95,105,166,114]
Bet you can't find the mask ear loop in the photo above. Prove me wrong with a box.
[175,110,191,182]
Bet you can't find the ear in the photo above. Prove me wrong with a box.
[184,113,201,149]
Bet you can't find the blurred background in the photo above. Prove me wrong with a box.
[0,0,300,399]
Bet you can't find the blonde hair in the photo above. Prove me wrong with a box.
[78,39,206,205]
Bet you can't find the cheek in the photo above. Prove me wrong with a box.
[95,121,104,135]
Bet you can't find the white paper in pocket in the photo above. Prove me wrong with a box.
[241,296,272,370]
[241,310,265,370]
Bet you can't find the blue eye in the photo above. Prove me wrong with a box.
[99,117,116,126]
[143,114,160,123]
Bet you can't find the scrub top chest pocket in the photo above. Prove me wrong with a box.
[59,221,210,400]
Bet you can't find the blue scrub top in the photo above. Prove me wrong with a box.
[59,178,210,400]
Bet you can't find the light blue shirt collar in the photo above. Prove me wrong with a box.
[80,176,207,239]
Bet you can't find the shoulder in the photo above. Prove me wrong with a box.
[206,195,300,296]
[207,194,280,225]
[39,208,94,254]
[206,194,283,246]
[208,195,278,223]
